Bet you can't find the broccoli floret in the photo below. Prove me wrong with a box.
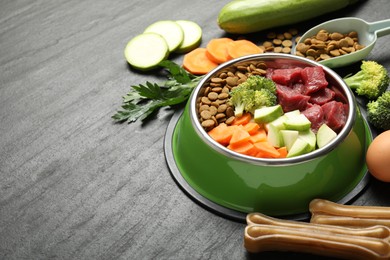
[244,88,277,114]
[367,91,390,130]
[244,75,277,94]
[229,85,251,117]
[344,60,390,100]
[229,75,277,117]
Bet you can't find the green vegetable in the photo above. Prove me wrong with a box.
[217,0,358,34]
[284,114,312,131]
[244,75,277,93]
[280,130,299,151]
[367,91,390,131]
[229,75,277,116]
[287,138,311,158]
[298,129,316,151]
[254,104,283,124]
[124,20,202,71]
[124,33,169,71]
[144,20,184,52]
[175,20,202,53]
[344,61,390,100]
[316,123,337,148]
[112,60,202,123]
[246,89,277,113]
[267,123,285,147]
[264,113,287,147]
[228,86,248,117]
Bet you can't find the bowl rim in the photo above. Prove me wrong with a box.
[189,53,357,166]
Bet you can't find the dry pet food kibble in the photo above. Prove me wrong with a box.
[259,28,299,54]
[197,61,268,131]
[295,29,365,61]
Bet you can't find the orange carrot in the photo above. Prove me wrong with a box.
[228,141,255,155]
[253,141,280,158]
[229,127,251,148]
[183,48,219,75]
[276,147,288,158]
[207,112,289,159]
[243,122,261,135]
[249,129,267,143]
[205,38,234,64]
[246,143,261,157]
[232,113,252,126]
[208,123,237,145]
[227,40,263,60]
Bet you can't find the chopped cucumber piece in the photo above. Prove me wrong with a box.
[175,20,202,53]
[280,130,299,151]
[284,113,311,131]
[124,33,169,71]
[283,110,300,118]
[265,114,287,147]
[254,105,284,124]
[144,20,184,52]
[317,123,337,148]
[287,138,311,158]
[267,115,287,130]
[267,124,284,148]
[298,129,316,151]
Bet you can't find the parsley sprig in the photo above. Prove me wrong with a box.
[112,60,203,123]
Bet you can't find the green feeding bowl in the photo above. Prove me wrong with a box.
[164,53,372,222]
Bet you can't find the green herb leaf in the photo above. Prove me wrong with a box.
[112,61,203,124]
[158,60,193,84]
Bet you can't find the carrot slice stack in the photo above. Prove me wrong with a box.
[183,48,219,75]
[205,38,234,64]
[227,39,263,59]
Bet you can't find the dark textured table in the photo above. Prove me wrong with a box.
[1,1,389,259]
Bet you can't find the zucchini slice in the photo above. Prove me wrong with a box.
[144,20,184,52]
[124,32,169,71]
[175,20,202,53]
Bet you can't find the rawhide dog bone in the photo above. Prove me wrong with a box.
[247,213,390,239]
[310,199,390,228]
[245,213,390,259]
[311,215,390,228]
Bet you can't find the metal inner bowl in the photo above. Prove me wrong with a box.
[168,53,371,218]
[191,54,356,165]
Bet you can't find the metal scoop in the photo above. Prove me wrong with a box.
[293,17,390,68]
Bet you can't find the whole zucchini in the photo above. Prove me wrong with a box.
[218,0,359,34]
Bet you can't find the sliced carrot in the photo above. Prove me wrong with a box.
[276,147,288,158]
[183,48,219,75]
[229,127,251,148]
[228,141,255,155]
[246,143,261,157]
[253,141,280,158]
[226,39,263,60]
[249,128,267,143]
[208,123,236,145]
[205,38,234,64]
[232,113,252,126]
[243,122,261,135]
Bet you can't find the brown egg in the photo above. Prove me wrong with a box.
[366,130,390,182]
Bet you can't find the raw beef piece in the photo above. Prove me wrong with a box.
[302,104,324,132]
[321,101,347,133]
[276,84,310,112]
[309,87,336,105]
[292,82,306,94]
[301,66,328,94]
[330,85,348,104]
[271,67,302,85]
[265,68,274,79]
